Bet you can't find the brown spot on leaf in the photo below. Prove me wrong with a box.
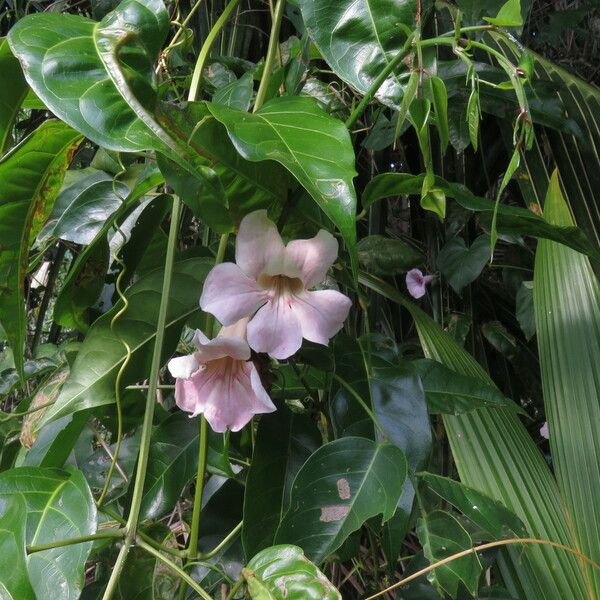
[319,505,350,522]
[336,478,351,500]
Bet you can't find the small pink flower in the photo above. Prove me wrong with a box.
[406,268,434,299]
[167,320,275,432]
[540,422,549,440]
[200,210,352,359]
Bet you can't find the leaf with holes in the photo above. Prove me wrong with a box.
[0,466,96,600]
[275,437,407,563]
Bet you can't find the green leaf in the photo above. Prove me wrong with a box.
[484,0,524,26]
[417,510,482,597]
[0,120,82,379]
[516,281,535,340]
[420,473,527,539]
[0,467,96,599]
[0,495,35,600]
[213,71,254,111]
[437,235,490,293]
[275,437,407,563]
[39,257,213,425]
[296,0,416,108]
[394,70,419,138]
[534,170,600,597]
[357,235,423,275]
[359,271,590,600]
[426,76,449,152]
[0,38,28,155]
[207,97,358,273]
[140,412,233,521]
[38,171,128,245]
[8,1,168,151]
[244,545,341,600]
[409,359,524,415]
[467,89,480,151]
[243,409,321,559]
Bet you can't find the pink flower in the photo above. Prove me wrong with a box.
[167,320,275,432]
[540,422,549,440]
[406,268,434,299]
[200,210,352,359]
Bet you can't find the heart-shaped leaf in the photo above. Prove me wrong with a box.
[40,257,213,425]
[296,0,416,108]
[208,97,358,273]
[244,545,341,599]
[0,467,96,600]
[0,120,82,379]
[437,235,490,293]
[275,437,407,563]
[357,235,423,275]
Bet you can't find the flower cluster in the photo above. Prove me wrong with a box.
[168,210,352,432]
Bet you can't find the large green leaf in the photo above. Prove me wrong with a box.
[359,272,588,600]
[534,171,600,597]
[0,467,96,600]
[296,0,415,108]
[39,257,213,424]
[8,0,168,151]
[140,412,233,521]
[208,97,358,272]
[0,38,28,155]
[242,409,321,559]
[0,120,82,379]
[417,509,482,597]
[243,545,341,600]
[437,235,491,293]
[0,495,35,600]
[274,437,407,563]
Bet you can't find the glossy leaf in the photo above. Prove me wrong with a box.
[357,235,423,275]
[296,0,416,108]
[0,120,82,379]
[275,437,407,563]
[244,545,341,600]
[0,38,28,154]
[243,409,321,559]
[409,359,523,415]
[359,272,589,600]
[420,473,527,539]
[0,495,35,599]
[437,235,490,293]
[213,71,254,111]
[426,76,449,152]
[40,257,213,425]
[0,466,96,599]
[485,0,524,26]
[38,171,128,245]
[417,509,482,597]
[8,1,168,151]
[140,412,233,521]
[534,171,600,596]
[208,97,358,272]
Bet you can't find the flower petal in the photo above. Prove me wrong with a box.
[174,369,208,414]
[293,290,352,345]
[247,297,303,359]
[195,334,251,363]
[406,268,431,299]
[284,229,339,288]
[249,364,277,414]
[168,354,200,379]
[200,262,267,325]
[540,422,549,439]
[236,210,285,279]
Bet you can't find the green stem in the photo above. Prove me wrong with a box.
[226,577,244,600]
[163,0,207,56]
[332,373,386,437]
[253,0,286,111]
[137,540,213,600]
[199,521,242,559]
[187,416,209,562]
[0,399,56,423]
[345,33,415,129]
[27,529,124,554]
[102,197,182,600]
[188,0,241,102]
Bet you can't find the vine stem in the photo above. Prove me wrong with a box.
[27,529,125,554]
[365,537,600,599]
[253,0,286,112]
[345,33,415,129]
[102,197,182,600]
[187,0,241,102]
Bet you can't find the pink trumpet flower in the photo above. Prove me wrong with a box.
[406,268,434,299]
[167,319,275,433]
[200,210,352,359]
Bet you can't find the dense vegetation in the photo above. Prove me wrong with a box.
[0,0,599,598]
